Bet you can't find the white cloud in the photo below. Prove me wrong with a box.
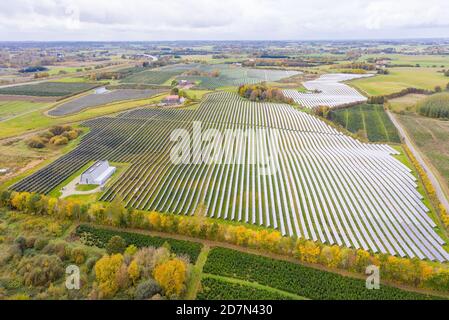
[0,0,448,40]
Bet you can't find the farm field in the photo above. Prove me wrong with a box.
[0,82,100,97]
[201,247,437,300]
[330,104,401,143]
[176,64,300,89]
[198,276,296,300]
[283,73,370,108]
[388,94,428,113]
[395,113,449,200]
[48,89,165,116]
[0,94,165,140]
[349,67,448,96]
[361,54,449,68]
[11,92,449,262]
[121,70,182,85]
[0,100,48,121]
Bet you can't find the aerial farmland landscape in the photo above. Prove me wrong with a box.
[1,0,449,310]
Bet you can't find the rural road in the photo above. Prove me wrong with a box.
[387,110,449,213]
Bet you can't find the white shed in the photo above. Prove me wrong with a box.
[80,161,116,185]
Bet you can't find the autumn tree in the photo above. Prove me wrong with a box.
[153,258,188,297]
[94,254,124,298]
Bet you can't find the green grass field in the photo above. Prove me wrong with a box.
[350,68,448,96]
[361,54,449,68]
[0,100,48,120]
[0,94,166,139]
[0,82,99,97]
[330,104,401,143]
[388,94,428,113]
[396,114,449,200]
[121,70,181,85]
[46,66,81,76]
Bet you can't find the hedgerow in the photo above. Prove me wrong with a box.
[203,247,438,300]
[76,224,202,262]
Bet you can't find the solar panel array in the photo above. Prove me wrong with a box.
[11,92,448,261]
[283,73,372,108]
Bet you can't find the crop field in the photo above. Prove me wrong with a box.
[283,73,370,108]
[177,64,300,89]
[330,104,401,143]
[198,277,294,300]
[48,88,165,116]
[201,248,437,300]
[396,113,449,198]
[121,70,183,85]
[0,100,48,121]
[11,92,449,262]
[361,54,449,68]
[0,82,99,97]
[388,94,428,113]
[349,68,448,96]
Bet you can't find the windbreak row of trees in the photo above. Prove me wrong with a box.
[1,190,448,294]
[417,92,449,119]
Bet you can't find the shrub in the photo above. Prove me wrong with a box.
[71,247,87,264]
[34,238,49,251]
[49,126,66,136]
[49,135,69,145]
[106,236,127,255]
[134,279,162,300]
[26,137,45,149]
[42,240,70,260]
[14,236,27,253]
[18,254,64,286]
[86,256,99,272]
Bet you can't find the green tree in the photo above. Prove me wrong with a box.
[106,236,127,255]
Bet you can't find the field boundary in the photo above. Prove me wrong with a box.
[80,223,449,299]
[387,110,449,212]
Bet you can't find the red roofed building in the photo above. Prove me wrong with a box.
[162,95,185,105]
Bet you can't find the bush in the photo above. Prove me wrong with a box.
[26,137,45,149]
[71,247,87,264]
[49,136,69,146]
[106,236,127,255]
[14,236,27,253]
[49,126,66,136]
[18,254,64,286]
[34,238,49,251]
[42,240,70,260]
[134,279,162,300]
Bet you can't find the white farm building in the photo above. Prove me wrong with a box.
[80,161,116,185]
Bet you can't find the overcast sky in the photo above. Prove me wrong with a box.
[0,0,448,41]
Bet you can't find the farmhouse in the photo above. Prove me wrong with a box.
[80,161,116,185]
[162,95,185,105]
